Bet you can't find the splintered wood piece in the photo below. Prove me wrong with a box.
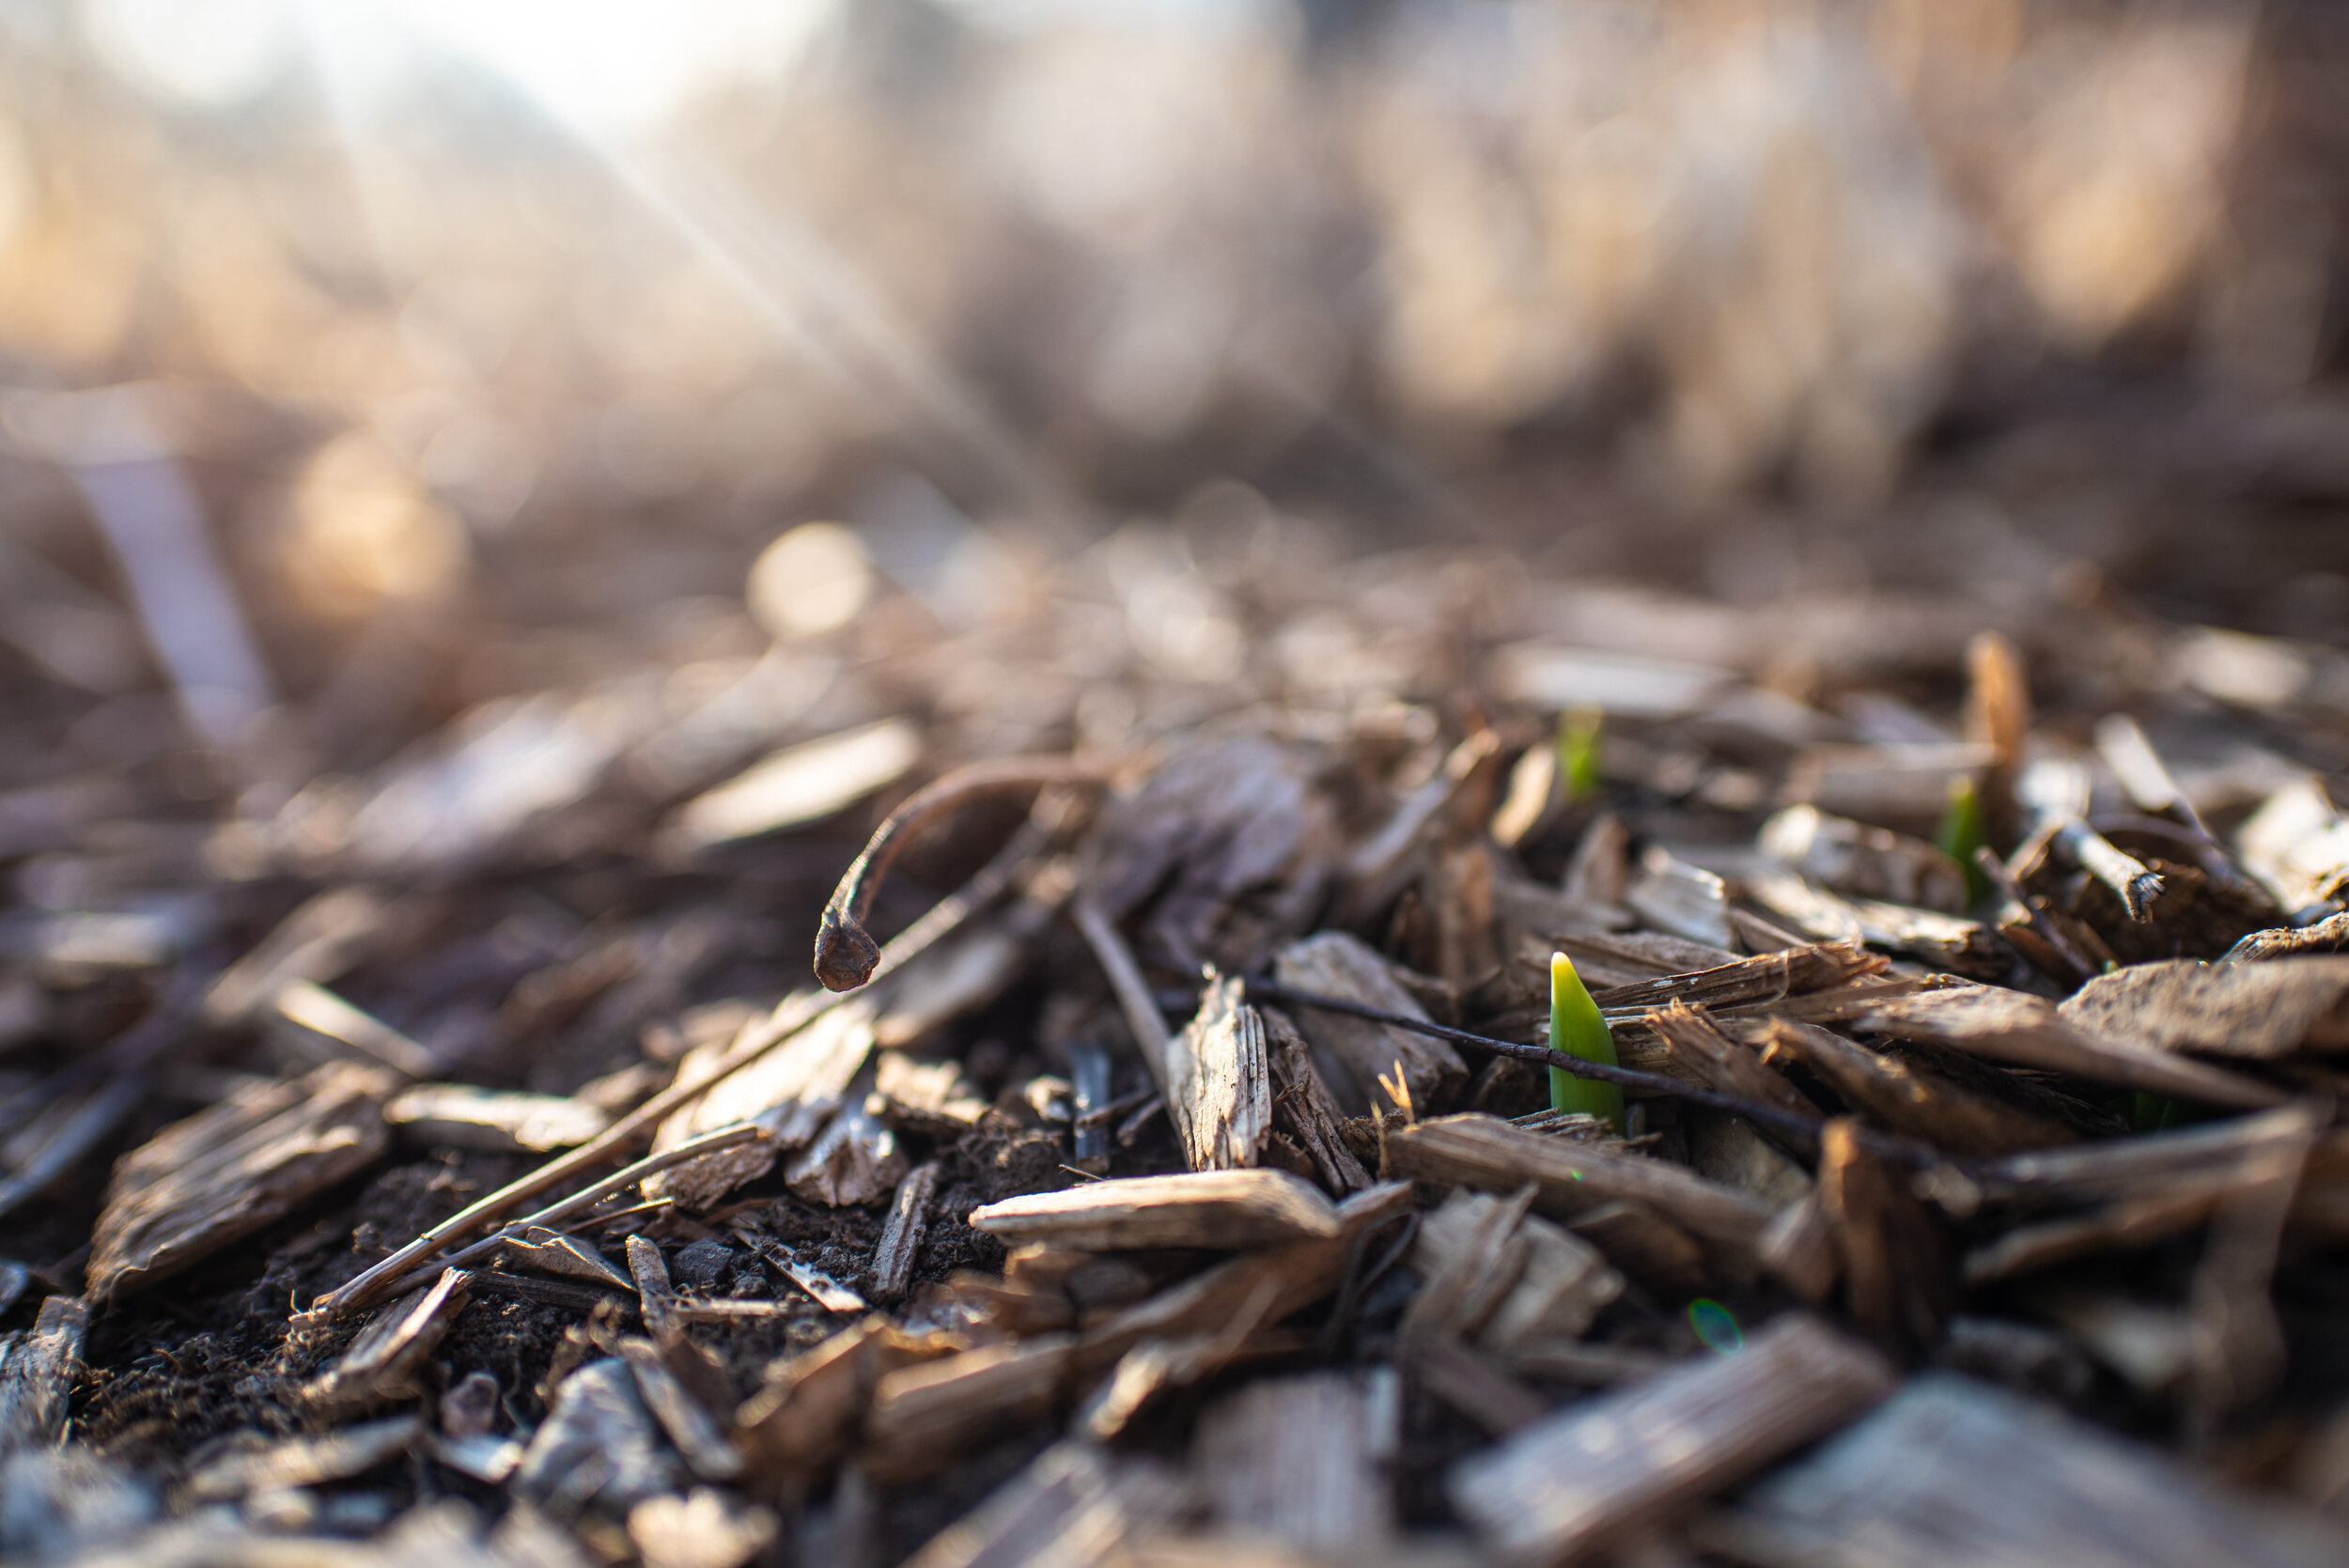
[970,1169,1343,1251]
[506,1228,632,1289]
[617,1338,741,1483]
[1817,1119,1950,1356]
[1410,1190,1623,1357]
[1194,1372,1393,1554]
[1758,805,1968,913]
[271,980,439,1079]
[1973,1101,2325,1205]
[2061,957,2349,1059]
[1648,1003,1819,1157]
[299,1268,470,1418]
[185,1413,423,1501]
[769,1245,868,1313]
[1858,986,2286,1109]
[1589,941,1887,1017]
[1385,1114,1779,1280]
[645,999,879,1210]
[627,1234,678,1338]
[1532,928,1735,989]
[515,1358,683,1512]
[785,1099,910,1207]
[1743,1017,2075,1157]
[87,1060,397,1302]
[1741,871,2002,977]
[872,1162,941,1304]
[1449,1312,1895,1565]
[1625,847,1735,949]
[1272,931,1466,1113]
[1166,975,1272,1172]
[734,1318,958,1479]
[1710,1374,2349,1568]
[902,1440,1192,1568]
[1403,1188,1535,1348]
[202,885,389,1026]
[1263,1008,1373,1195]
[2225,909,2349,963]
[1080,1283,1297,1442]
[385,1082,612,1153]
[0,1296,85,1449]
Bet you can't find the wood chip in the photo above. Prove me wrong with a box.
[1758,804,1967,912]
[1709,1374,2349,1568]
[1194,1372,1393,1554]
[1408,1190,1622,1358]
[1742,1017,2074,1157]
[1272,931,1466,1113]
[87,1061,397,1303]
[785,1099,910,1207]
[970,1170,1343,1252]
[1858,985,2287,1109]
[2061,957,2349,1058]
[616,1338,741,1483]
[1742,870,2003,976]
[0,1296,86,1451]
[1449,1312,1895,1565]
[384,1083,612,1153]
[1817,1118,1950,1355]
[505,1228,633,1290]
[1262,1008,1372,1195]
[645,998,878,1209]
[868,1054,988,1135]
[1589,940,1886,1017]
[871,1161,941,1304]
[1626,847,1735,949]
[1647,1002,1820,1157]
[513,1358,683,1513]
[299,1269,470,1418]
[734,1318,958,1480]
[670,718,923,848]
[1165,975,1271,1172]
[1385,1114,1782,1281]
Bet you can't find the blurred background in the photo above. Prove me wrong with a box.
[1,0,2346,792]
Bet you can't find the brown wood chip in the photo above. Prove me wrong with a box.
[970,1169,1344,1251]
[2061,956,2349,1059]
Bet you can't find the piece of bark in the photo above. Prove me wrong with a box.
[1262,1008,1373,1195]
[87,1060,397,1303]
[2061,957,2349,1059]
[970,1170,1342,1252]
[1759,804,1968,912]
[1448,1313,1895,1565]
[0,1296,85,1451]
[1972,1100,2324,1206]
[1858,985,2286,1109]
[270,981,440,1079]
[734,1317,958,1481]
[1192,1371,1393,1554]
[1340,730,1503,924]
[1589,941,1886,1017]
[1272,931,1466,1114]
[1080,1291,1299,1442]
[514,1358,683,1513]
[1626,847,1735,949]
[1742,1017,2074,1157]
[1757,1195,1840,1305]
[786,1099,910,1207]
[1561,811,1632,913]
[2186,1110,2312,1426]
[1709,1373,2349,1568]
[1742,870,2004,978]
[1684,1110,1813,1207]
[863,1334,1079,1476]
[871,1162,941,1304]
[630,1489,776,1568]
[2238,779,2349,917]
[1385,1114,1781,1281]
[1165,975,1272,1172]
[902,1440,1192,1568]
[2224,909,2349,963]
[1817,1118,1950,1357]
[769,1245,868,1313]
[385,1083,612,1154]
[299,1268,470,1418]
[1647,1002,1820,1157]
[1559,930,1742,987]
[617,1338,741,1483]
[627,1234,678,1339]
[202,885,389,1026]
[645,999,879,1209]
[868,1053,988,1136]
[185,1414,422,1501]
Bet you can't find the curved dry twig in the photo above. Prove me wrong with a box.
[815,753,1118,991]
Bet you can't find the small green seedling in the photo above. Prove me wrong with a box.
[1937,774,1990,907]
[1548,951,1624,1132]
[1558,706,1603,804]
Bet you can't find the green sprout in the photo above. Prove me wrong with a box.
[1558,706,1603,804]
[1937,774,1990,907]
[1548,951,1624,1132]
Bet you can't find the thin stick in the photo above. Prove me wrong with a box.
[1245,977,1959,1171]
[355,1123,769,1305]
[815,755,1116,991]
[304,814,1053,1323]
[1071,894,1172,1094]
